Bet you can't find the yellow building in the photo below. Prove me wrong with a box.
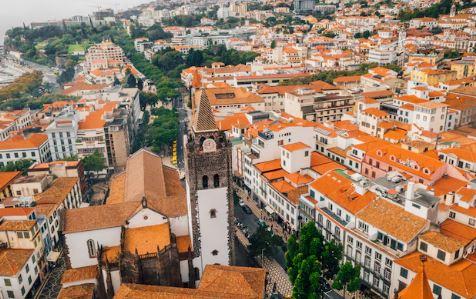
[410,69,457,86]
[450,56,476,80]
[408,53,438,65]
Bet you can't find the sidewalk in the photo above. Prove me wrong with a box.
[233,183,288,241]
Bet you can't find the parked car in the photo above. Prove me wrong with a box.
[242,205,252,214]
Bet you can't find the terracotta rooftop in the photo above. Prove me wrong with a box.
[57,283,95,299]
[0,249,33,276]
[124,223,171,255]
[357,198,428,243]
[114,265,265,298]
[61,265,97,284]
[0,133,47,150]
[281,142,310,152]
[35,177,79,205]
[0,171,21,190]
[397,252,476,299]
[0,220,36,231]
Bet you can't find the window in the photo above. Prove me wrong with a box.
[21,287,25,295]
[347,235,353,244]
[4,278,11,286]
[365,246,372,255]
[87,239,97,258]
[28,276,32,284]
[469,218,475,226]
[209,209,217,218]
[25,264,29,273]
[451,294,461,299]
[375,252,382,261]
[212,250,218,256]
[213,174,220,188]
[304,151,309,157]
[454,249,460,259]
[374,261,381,273]
[419,241,428,252]
[433,284,442,296]
[437,249,446,261]
[384,268,391,280]
[373,277,379,287]
[449,211,456,219]
[202,175,209,189]
[7,291,14,298]
[400,268,408,279]
[356,241,362,249]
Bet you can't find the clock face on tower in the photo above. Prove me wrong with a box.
[202,138,217,153]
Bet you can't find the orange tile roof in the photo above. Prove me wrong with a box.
[58,284,95,299]
[0,134,47,150]
[456,187,476,203]
[124,223,171,255]
[0,249,34,276]
[397,252,476,299]
[357,198,428,242]
[78,102,117,130]
[365,143,445,180]
[312,162,345,175]
[0,207,33,218]
[310,152,333,167]
[420,231,465,253]
[363,108,388,118]
[281,142,310,152]
[0,220,36,231]
[285,173,313,185]
[310,170,373,214]
[263,169,288,181]
[255,159,282,173]
[440,219,476,244]
[61,265,97,284]
[216,113,251,131]
[333,75,361,83]
[451,203,476,218]
[176,235,192,254]
[398,261,433,299]
[271,180,295,193]
[0,171,21,190]
[429,176,467,197]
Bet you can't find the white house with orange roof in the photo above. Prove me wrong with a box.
[0,133,50,167]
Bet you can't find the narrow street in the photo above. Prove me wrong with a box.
[35,253,66,299]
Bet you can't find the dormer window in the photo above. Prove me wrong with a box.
[437,249,446,262]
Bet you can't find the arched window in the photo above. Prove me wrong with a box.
[202,175,208,189]
[213,174,220,188]
[87,239,96,258]
[210,209,217,218]
[212,250,219,256]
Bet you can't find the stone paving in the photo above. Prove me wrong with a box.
[35,253,65,299]
[262,256,293,298]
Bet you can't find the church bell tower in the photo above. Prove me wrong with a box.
[184,89,234,271]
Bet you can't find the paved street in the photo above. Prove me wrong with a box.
[263,256,293,298]
[35,253,65,299]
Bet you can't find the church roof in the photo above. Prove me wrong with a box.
[192,89,218,133]
[114,265,266,298]
[398,257,434,299]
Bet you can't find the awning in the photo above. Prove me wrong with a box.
[265,206,275,215]
[47,251,60,263]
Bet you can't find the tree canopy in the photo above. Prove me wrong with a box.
[332,262,361,299]
[286,222,344,298]
[248,225,282,258]
[145,108,179,154]
[81,150,106,173]
[0,159,34,174]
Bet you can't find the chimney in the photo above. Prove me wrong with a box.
[406,182,415,200]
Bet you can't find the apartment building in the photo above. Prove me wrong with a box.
[76,102,117,168]
[284,86,355,122]
[0,134,50,167]
[0,219,44,299]
[301,170,434,298]
[46,108,79,160]
[0,110,32,141]
[84,40,125,71]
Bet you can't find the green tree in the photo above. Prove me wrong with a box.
[248,225,281,258]
[321,240,343,280]
[81,150,106,174]
[271,40,277,49]
[0,159,34,174]
[186,49,204,67]
[332,262,361,299]
[139,92,159,110]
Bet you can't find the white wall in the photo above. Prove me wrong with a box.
[127,208,167,228]
[65,227,121,268]
[170,215,189,237]
[197,187,230,268]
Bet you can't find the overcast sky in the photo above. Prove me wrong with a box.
[0,0,152,43]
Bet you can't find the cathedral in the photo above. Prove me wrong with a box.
[59,89,234,298]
